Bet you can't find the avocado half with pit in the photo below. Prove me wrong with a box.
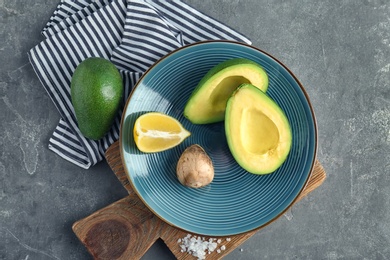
[225,84,292,174]
[184,58,268,124]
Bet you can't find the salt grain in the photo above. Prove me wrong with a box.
[178,234,228,260]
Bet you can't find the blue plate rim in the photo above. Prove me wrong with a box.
[119,40,318,236]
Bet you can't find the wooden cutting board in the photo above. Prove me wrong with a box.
[73,141,326,259]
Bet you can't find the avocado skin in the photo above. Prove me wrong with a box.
[71,57,123,140]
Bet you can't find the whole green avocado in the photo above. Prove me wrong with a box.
[71,57,123,140]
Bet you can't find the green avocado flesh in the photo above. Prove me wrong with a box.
[71,57,123,140]
[184,58,268,124]
[225,84,292,174]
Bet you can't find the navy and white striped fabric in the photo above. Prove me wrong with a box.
[28,0,251,169]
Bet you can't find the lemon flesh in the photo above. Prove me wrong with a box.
[133,112,190,153]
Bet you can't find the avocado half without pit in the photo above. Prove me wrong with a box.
[184,58,269,124]
[225,84,292,174]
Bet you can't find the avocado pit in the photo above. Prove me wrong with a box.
[176,144,214,188]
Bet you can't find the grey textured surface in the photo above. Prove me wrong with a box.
[1,0,390,259]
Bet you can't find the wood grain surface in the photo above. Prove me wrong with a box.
[73,141,326,260]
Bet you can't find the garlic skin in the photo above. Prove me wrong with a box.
[176,144,214,188]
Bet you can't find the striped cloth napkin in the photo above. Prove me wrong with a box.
[28,0,251,169]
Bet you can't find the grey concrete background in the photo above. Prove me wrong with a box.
[1,0,389,259]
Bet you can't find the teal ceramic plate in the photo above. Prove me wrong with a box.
[120,41,317,236]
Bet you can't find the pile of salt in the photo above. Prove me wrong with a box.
[178,234,229,260]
